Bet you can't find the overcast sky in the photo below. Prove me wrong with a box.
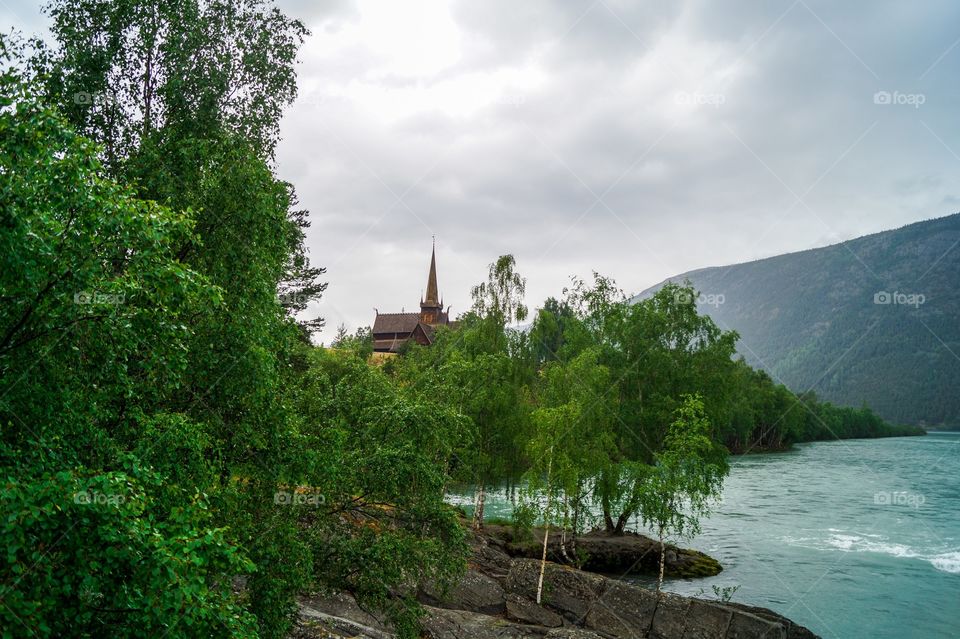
[6,0,960,341]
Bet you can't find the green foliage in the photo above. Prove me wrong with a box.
[527,277,739,534]
[0,53,214,459]
[288,348,469,636]
[712,584,741,603]
[394,256,535,528]
[1,36,265,636]
[2,25,470,632]
[40,0,307,162]
[17,3,333,636]
[521,348,616,538]
[719,360,921,453]
[3,0,922,629]
[636,394,729,590]
[470,254,528,326]
[637,214,960,429]
[331,324,374,359]
[1,459,257,638]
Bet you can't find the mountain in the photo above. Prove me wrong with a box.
[633,213,960,429]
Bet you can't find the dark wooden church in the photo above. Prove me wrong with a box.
[372,242,454,353]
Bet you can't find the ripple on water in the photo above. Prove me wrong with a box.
[782,529,960,574]
[930,551,960,574]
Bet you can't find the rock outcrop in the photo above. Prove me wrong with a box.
[486,524,723,578]
[291,531,819,639]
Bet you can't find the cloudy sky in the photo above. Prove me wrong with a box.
[6,0,960,341]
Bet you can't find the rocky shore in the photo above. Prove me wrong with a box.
[290,528,818,639]
[483,523,723,578]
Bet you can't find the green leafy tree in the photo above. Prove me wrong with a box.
[397,255,532,529]
[287,347,470,637]
[637,394,729,591]
[531,349,616,557]
[29,3,328,635]
[524,402,578,603]
[520,347,616,596]
[471,254,529,328]
[39,0,307,163]
[0,37,255,637]
[596,282,738,534]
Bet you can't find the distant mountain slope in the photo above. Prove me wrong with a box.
[633,213,960,428]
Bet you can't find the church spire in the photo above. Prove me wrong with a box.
[424,237,439,305]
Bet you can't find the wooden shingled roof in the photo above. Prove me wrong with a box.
[372,312,421,334]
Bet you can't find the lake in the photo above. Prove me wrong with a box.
[449,433,960,638]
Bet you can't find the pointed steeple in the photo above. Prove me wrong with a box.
[424,237,439,304]
[420,237,446,326]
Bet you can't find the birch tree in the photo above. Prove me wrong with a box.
[637,394,728,591]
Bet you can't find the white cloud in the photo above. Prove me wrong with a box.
[8,0,960,341]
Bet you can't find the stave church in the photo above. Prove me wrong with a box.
[372,242,456,353]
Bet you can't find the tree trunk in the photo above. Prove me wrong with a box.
[570,485,581,563]
[536,518,551,604]
[536,456,554,605]
[596,469,614,532]
[657,524,666,592]
[472,483,486,530]
[613,510,631,535]
[602,490,615,533]
[559,498,571,564]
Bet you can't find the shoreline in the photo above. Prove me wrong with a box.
[727,429,928,455]
[480,522,724,579]
[292,524,819,639]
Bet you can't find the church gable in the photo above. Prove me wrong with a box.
[411,322,434,346]
[371,241,452,353]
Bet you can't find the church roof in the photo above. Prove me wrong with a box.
[372,312,421,335]
[423,239,440,306]
[371,240,453,353]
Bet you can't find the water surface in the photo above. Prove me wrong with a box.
[450,433,960,638]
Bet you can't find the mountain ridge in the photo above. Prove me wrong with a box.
[633,212,960,428]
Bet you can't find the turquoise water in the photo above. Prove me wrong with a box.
[450,433,960,638]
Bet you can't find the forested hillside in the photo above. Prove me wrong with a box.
[635,214,960,429]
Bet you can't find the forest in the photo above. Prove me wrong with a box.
[0,2,922,638]
[638,213,960,430]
